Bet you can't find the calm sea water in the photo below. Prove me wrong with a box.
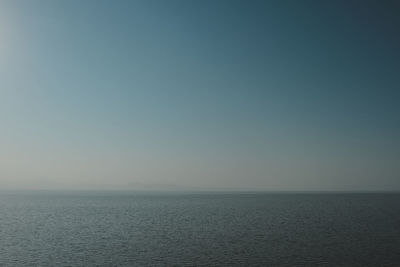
[0,192,399,266]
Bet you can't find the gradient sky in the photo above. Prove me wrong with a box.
[1,0,399,191]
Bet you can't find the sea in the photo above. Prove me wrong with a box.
[0,191,399,266]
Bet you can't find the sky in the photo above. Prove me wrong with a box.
[0,0,399,191]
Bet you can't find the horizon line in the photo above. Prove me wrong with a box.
[1,189,399,194]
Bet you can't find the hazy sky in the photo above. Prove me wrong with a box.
[1,0,399,191]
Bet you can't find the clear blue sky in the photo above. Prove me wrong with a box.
[1,0,399,190]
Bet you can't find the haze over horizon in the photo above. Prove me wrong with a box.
[1,0,399,191]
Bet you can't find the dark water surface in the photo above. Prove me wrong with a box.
[0,192,399,266]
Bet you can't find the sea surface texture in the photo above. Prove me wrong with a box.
[0,192,399,266]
